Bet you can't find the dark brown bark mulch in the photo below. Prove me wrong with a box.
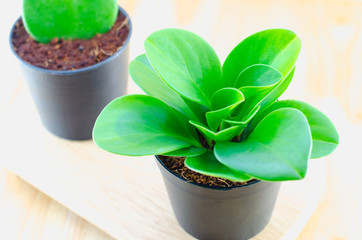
[11,11,129,71]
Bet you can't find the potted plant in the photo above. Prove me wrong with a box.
[92,29,339,239]
[9,0,132,140]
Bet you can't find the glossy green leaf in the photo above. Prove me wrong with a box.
[211,88,245,110]
[218,104,260,134]
[225,105,260,126]
[258,67,296,113]
[219,120,232,131]
[250,100,339,158]
[233,67,295,121]
[145,29,222,108]
[232,64,283,119]
[185,151,252,182]
[206,88,245,131]
[181,96,209,126]
[234,64,282,89]
[163,147,206,157]
[222,29,301,87]
[129,54,200,121]
[93,95,202,156]
[215,108,312,181]
[190,121,243,142]
[206,108,236,132]
[23,0,118,43]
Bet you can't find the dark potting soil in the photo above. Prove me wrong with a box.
[11,11,129,71]
[158,155,256,188]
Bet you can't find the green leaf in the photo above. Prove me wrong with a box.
[163,147,206,157]
[190,121,243,142]
[257,67,296,113]
[219,104,260,134]
[234,64,282,89]
[250,100,339,158]
[129,54,200,121]
[181,96,209,126]
[222,29,301,87]
[215,108,312,181]
[233,67,295,121]
[211,88,245,110]
[23,0,118,43]
[93,95,202,156]
[145,29,222,108]
[232,64,283,119]
[224,105,260,126]
[206,108,236,132]
[206,88,245,131]
[185,151,252,182]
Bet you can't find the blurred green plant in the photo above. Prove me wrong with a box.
[93,29,339,182]
[23,0,118,43]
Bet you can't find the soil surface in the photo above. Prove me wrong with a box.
[11,11,129,71]
[158,155,256,188]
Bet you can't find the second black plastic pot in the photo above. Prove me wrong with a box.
[9,6,132,140]
[155,156,282,240]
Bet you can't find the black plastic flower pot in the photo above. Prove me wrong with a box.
[155,156,282,240]
[9,6,132,140]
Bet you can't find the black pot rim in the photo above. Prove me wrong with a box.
[155,155,261,191]
[9,5,132,76]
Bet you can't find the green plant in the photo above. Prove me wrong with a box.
[93,29,339,182]
[23,0,118,43]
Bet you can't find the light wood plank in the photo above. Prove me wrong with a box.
[0,168,114,240]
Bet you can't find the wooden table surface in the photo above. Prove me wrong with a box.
[1,0,361,239]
